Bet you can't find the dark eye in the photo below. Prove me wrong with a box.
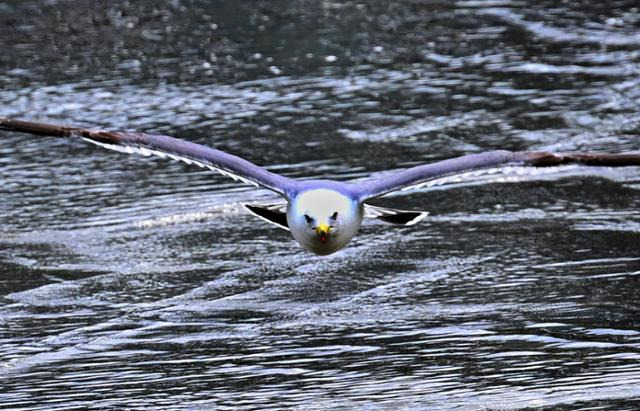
[304,214,313,224]
[330,211,338,220]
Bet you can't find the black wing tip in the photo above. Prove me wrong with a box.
[517,151,640,167]
[0,117,122,145]
[0,117,72,137]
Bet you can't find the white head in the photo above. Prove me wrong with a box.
[287,188,363,255]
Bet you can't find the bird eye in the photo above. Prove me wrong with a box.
[330,211,338,220]
[304,214,313,224]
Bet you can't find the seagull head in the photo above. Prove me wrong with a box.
[288,187,363,255]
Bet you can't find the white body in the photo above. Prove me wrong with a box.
[287,188,364,255]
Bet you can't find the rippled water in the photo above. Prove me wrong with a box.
[1,1,640,409]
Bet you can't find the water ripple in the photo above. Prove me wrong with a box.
[1,0,640,409]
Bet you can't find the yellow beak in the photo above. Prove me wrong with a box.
[316,223,330,243]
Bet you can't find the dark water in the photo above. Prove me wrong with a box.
[1,1,640,409]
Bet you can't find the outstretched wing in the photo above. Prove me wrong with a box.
[354,150,640,201]
[0,117,296,197]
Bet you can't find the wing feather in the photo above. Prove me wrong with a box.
[364,204,428,225]
[354,150,640,200]
[1,118,293,196]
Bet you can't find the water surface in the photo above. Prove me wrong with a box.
[1,1,640,409]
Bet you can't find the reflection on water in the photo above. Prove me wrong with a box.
[1,0,640,409]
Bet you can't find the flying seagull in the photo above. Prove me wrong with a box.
[1,117,639,255]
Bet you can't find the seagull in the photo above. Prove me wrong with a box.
[2,117,639,255]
